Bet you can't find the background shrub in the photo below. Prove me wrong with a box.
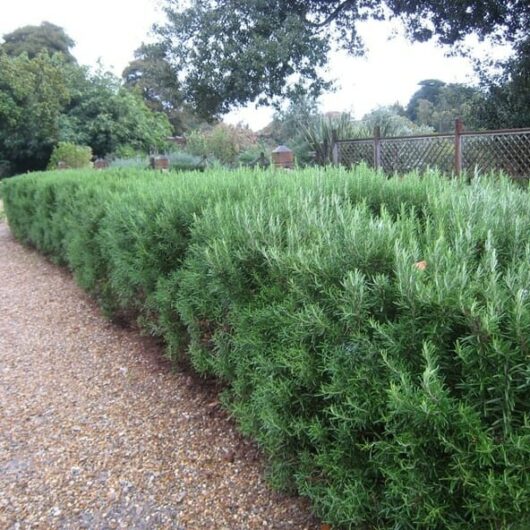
[109,156,149,169]
[0,160,14,179]
[166,150,204,171]
[2,167,529,529]
[185,123,258,166]
[47,142,93,170]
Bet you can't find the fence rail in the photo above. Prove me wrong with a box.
[333,120,530,179]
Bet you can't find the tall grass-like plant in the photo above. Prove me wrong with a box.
[301,113,359,165]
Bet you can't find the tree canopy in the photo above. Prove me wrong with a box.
[477,37,530,129]
[0,52,70,173]
[0,21,76,62]
[62,67,172,157]
[154,0,530,118]
[0,44,171,175]
[406,80,446,123]
[406,80,482,132]
[122,43,199,134]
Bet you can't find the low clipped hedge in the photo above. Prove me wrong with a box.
[2,166,529,529]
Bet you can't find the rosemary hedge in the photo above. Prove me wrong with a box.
[2,167,529,529]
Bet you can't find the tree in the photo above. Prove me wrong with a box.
[383,0,528,45]
[154,0,530,117]
[406,80,446,122]
[266,94,320,146]
[477,37,530,128]
[361,106,433,136]
[123,43,197,133]
[154,0,332,118]
[0,35,172,175]
[0,51,70,173]
[61,68,172,156]
[406,80,483,132]
[0,22,76,62]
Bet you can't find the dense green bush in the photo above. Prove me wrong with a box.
[185,123,258,166]
[2,166,529,529]
[47,142,93,170]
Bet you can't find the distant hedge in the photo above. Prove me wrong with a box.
[2,167,529,529]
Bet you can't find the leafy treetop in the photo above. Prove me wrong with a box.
[406,80,482,132]
[154,0,530,118]
[122,43,201,134]
[0,49,172,175]
[0,21,76,62]
[477,37,530,129]
[0,51,70,172]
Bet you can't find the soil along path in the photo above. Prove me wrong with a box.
[0,222,317,530]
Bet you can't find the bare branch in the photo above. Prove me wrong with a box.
[304,0,357,28]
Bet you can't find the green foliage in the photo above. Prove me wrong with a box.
[154,0,529,116]
[0,51,70,173]
[47,142,92,170]
[184,130,207,158]
[477,37,530,128]
[406,80,447,122]
[237,146,271,167]
[109,156,149,170]
[155,1,331,118]
[2,166,530,529]
[298,108,431,165]
[361,105,434,136]
[0,21,76,62]
[267,95,320,145]
[0,160,13,179]
[111,144,143,159]
[301,113,359,165]
[122,43,200,134]
[166,151,204,171]
[61,68,173,157]
[264,99,434,168]
[109,150,206,172]
[406,80,483,132]
[185,124,258,166]
[0,43,172,174]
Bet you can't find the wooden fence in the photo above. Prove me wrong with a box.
[333,119,530,179]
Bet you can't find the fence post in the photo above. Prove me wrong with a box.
[332,143,339,165]
[454,118,463,176]
[374,126,381,171]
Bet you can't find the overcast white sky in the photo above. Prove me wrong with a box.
[0,0,511,130]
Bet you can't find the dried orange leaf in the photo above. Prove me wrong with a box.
[415,260,427,271]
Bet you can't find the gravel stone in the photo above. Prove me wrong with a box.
[0,221,318,529]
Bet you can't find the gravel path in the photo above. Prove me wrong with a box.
[0,221,318,529]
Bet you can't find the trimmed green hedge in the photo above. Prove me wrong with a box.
[2,167,529,529]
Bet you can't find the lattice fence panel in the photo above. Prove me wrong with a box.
[336,128,530,179]
[336,140,374,168]
[380,136,454,174]
[462,131,530,179]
